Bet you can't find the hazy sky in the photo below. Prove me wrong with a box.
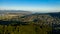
[0,0,60,12]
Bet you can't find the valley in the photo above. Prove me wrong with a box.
[0,10,60,34]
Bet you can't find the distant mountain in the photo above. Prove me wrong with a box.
[0,10,32,15]
[33,12,60,18]
[47,12,60,18]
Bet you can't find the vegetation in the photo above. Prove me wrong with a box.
[0,12,60,34]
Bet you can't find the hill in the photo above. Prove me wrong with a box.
[0,10,60,34]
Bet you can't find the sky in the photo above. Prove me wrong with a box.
[0,0,60,12]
